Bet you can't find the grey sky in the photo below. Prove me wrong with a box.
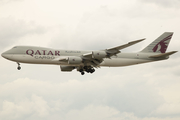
[0,0,180,120]
[0,18,46,51]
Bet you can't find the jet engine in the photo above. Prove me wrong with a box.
[68,56,82,64]
[60,65,75,72]
[92,51,107,59]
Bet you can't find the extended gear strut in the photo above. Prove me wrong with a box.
[17,62,21,70]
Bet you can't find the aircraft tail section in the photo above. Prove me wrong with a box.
[141,32,173,53]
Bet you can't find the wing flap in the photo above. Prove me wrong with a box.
[149,51,177,58]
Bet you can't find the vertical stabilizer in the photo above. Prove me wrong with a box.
[141,32,173,53]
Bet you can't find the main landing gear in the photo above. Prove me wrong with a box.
[79,66,95,75]
[17,62,21,70]
[81,71,85,75]
[79,69,85,75]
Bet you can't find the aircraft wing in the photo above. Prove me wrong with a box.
[53,39,146,71]
[105,38,145,55]
[82,38,145,66]
[83,38,145,58]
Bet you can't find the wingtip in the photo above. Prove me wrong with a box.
[140,38,146,41]
[128,38,145,44]
[172,51,178,53]
[136,38,146,42]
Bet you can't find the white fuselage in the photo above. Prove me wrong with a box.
[1,46,165,67]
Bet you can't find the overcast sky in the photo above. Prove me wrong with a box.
[0,0,180,120]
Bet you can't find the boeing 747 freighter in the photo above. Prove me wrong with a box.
[1,32,177,75]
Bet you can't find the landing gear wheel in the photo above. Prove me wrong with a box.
[90,69,94,73]
[17,66,21,70]
[84,66,95,74]
[81,71,85,75]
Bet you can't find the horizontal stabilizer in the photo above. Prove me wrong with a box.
[149,51,177,58]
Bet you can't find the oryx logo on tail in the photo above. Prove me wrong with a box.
[152,34,172,53]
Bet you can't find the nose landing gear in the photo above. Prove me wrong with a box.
[17,62,21,70]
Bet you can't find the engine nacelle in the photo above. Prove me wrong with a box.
[60,65,75,72]
[92,51,107,59]
[68,56,82,64]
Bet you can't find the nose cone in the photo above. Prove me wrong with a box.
[2,48,14,61]
[1,52,6,58]
[1,51,11,59]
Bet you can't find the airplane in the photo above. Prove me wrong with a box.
[1,32,177,75]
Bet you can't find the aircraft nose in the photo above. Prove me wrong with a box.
[1,51,9,59]
[1,53,5,57]
[1,49,15,61]
[1,52,6,58]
